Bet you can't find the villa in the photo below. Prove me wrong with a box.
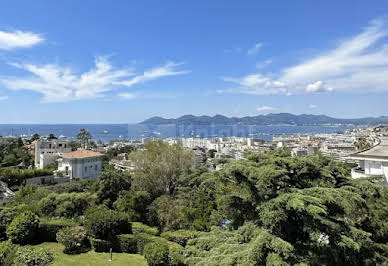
[58,150,104,179]
[35,139,72,169]
[349,137,388,186]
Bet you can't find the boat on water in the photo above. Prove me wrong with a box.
[103,130,109,134]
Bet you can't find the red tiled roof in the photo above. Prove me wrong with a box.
[63,150,103,158]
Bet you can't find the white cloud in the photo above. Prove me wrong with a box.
[306,81,333,93]
[0,96,8,101]
[1,58,189,102]
[0,30,44,50]
[247,42,263,55]
[309,104,318,109]
[118,92,136,99]
[222,18,388,95]
[257,105,277,112]
[221,74,289,95]
[114,62,189,87]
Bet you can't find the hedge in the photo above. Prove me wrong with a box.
[89,232,186,264]
[117,234,137,253]
[84,207,131,240]
[161,230,198,247]
[38,218,79,242]
[90,238,112,252]
[144,241,169,266]
[132,222,159,236]
[134,233,186,265]
[0,168,54,187]
[135,233,160,254]
[6,211,40,245]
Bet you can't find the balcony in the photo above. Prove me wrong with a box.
[351,167,383,179]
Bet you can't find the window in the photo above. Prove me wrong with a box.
[65,166,68,175]
[85,166,87,173]
[95,165,98,171]
[59,144,62,147]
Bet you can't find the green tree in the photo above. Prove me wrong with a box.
[68,141,80,151]
[95,165,132,208]
[147,195,187,231]
[130,140,195,197]
[30,133,40,142]
[6,211,40,244]
[114,190,151,223]
[77,128,92,149]
[185,152,388,265]
[355,137,372,151]
[38,192,96,218]
[47,133,57,140]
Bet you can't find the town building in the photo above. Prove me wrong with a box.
[57,150,103,179]
[35,139,72,169]
[349,137,388,186]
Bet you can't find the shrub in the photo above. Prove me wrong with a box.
[0,168,53,187]
[117,234,137,253]
[0,241,18,266]
[56,226,89,254]
[134,233,186,265]
[38,192,96,218]
[6,211,39,244]
[13,246,53,266]
[132,222,159,236]
[90,238,112,252]
[135,233,159,254]
[0,207,19,241]
[144,241,169,266]
[84,207,131,240]
[38,218,79,242]
[168,243,186,266]
[161,230,198,246]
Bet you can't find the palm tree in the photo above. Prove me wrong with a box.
[77,129,92,149]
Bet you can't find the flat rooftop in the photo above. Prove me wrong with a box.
[350,137,388,160]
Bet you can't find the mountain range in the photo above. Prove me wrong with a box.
[140,113,388,126]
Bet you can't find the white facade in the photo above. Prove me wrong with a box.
[349,137,388,186]
[35,139,72,169]
[58,150,103,179]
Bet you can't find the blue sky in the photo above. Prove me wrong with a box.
[0,0,388,123]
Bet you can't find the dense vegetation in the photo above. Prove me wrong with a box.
[0,140,387,265]
[0,138,32,168]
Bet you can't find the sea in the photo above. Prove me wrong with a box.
[0,124,356,143]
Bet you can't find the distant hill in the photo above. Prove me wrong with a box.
[140,113,388,126]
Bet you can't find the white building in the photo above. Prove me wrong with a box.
[35,139,72,169]
[291,147,308,157]
[58,150,103,179]
[349,137,388,186]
